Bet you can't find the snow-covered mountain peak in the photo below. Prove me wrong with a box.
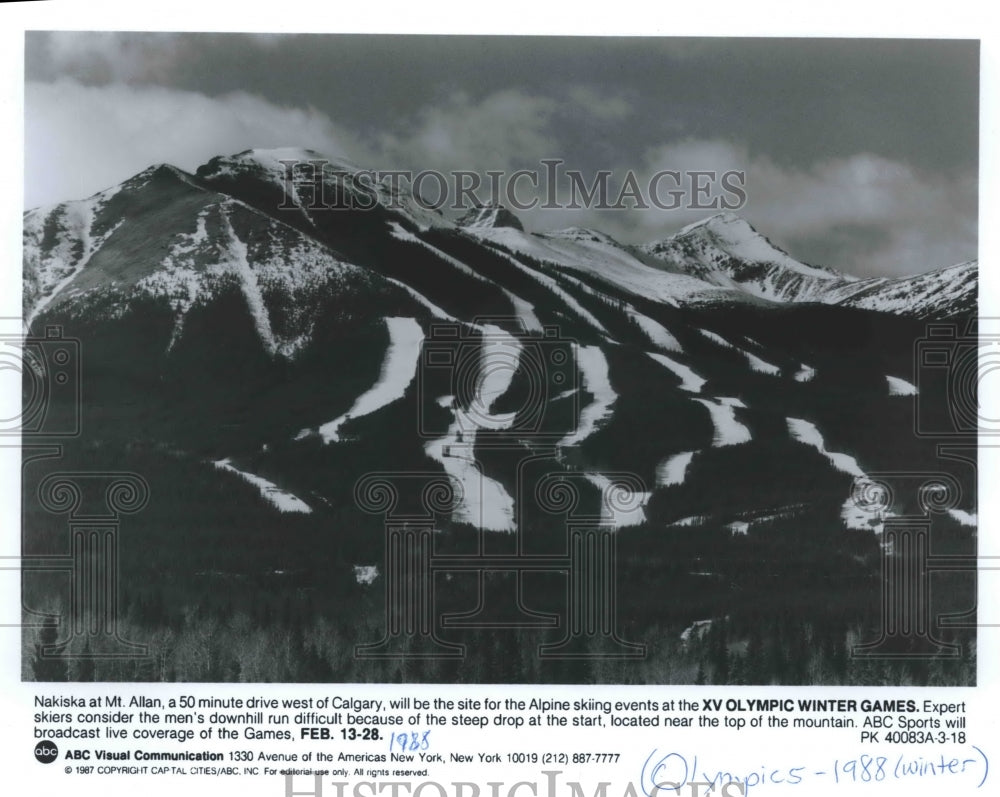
[639,212,852,303]
[194,148,369,212]
[677,211,746,236]
[196,147,361,181]
[196,148,453,233]
[541,227,623,246]
[22,159,391,343]
[667,212,837,278]
[820,258,978,319]
[250,146,342,162]
[24,155,977,328]
[457,203,524,231]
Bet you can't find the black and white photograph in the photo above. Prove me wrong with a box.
[19,31,979,686]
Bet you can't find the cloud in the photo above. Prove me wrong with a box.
[377,89,559,174]
[750,151,977,275]
[376,86,635,173]
[566,86,632,121]
[25,83,568,210]
[24,79,975,277]
[33,32,187,84]
[25,80,363,208]
[32,31,291,85]
[592,138,976,276]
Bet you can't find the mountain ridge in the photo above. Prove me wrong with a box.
[24,151,977,326]
[20,148,977,685]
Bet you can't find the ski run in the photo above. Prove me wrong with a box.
[886,375,919,396]
[694,397,752,446]
[213,458,311,514]
[559,345,617,447]
[647,352,707,394]
[424,324,521,531]
[304,317,424,443]
[786,417,865,477]
[656,451,697,487]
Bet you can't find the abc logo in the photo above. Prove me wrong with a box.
[34,740,59,764]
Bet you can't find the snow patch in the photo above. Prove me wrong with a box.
[656,451,697,487]
[629,311,683,352]
[841,496,891,534]
[717,396,747,408]
[26,187,123,325]
[794,364,817,382]
[696,328,781,375]
[744,351,782,375]
[670,515,707,527]
[138,200,365,356]
[694,397,752,446]
[583,473,650,528]
[647,352,706,393]
[680,619,713,643]
[213,458,312,514]
[502,290,544,333]
[219,207,278,355]
[153,205,214,349]
[786,417,865,477]
[383,277,456,321]
[697,328,735,349]
[424,324,522,531]
[886,375,918,396]
[307,317,424,443]
[559,345,617,447]
[478,225,748,308]
[354,565,379,585]
[947,508,977,527]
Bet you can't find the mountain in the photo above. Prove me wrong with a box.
[639,211,978,317]
[639,212,852,302]
[21,149,977,685]
[820,259,978,318]
[456,203,524,231]
[23,163,407,347]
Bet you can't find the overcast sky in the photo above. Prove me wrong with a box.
[24,32,978,277]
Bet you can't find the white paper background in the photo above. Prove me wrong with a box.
[1,3,996,796]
